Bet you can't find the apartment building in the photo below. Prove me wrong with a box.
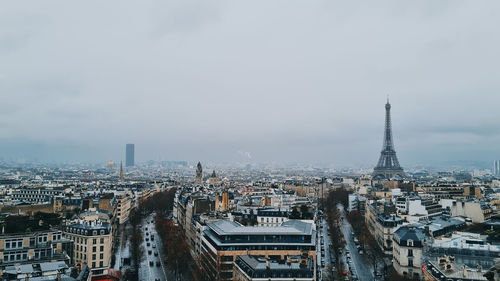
[392,226,427,279]
[0,230,72,276]
[233,255,315,281]
[63,213,112,275]
[256,208,289,227]
[200,220,316,281]
[440,199,493,223]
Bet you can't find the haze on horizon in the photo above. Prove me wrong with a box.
[1,1,500,167]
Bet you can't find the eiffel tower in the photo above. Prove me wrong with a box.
[373,99,405,179]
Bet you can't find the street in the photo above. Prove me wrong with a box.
[339,205,373,281]
[317,216,335,280]
[138,214,171,281]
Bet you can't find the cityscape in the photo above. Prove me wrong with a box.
[2,2,500,281]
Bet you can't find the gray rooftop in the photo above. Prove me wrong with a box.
[208,219,313,236]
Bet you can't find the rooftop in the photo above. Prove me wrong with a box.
[208,219,313,236]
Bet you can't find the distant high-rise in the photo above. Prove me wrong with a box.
[494,161,500,176]
[125,144,135,167]
[373,99,405,179]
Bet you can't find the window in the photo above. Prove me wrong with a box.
[92,262,95,268]
[92,254,96,260]
[93,239,97,244]
[408,249,413,256]
[100,246,104,251]
[408,258,413,267]
[93,246,96,252]
[99,261,103,267]
[100,253,103,259]
[407,240,413,247]
[100,238,104,244]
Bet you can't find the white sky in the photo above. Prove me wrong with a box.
[1,1,500,166]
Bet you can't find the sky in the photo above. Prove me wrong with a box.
[1,1,500,167]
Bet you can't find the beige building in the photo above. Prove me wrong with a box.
[440,199,493,223]
[63,211,113,275]
[392,226,427,279]
[0,230,72,276]
[115,191,132,224]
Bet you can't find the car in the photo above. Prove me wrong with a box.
[156,261,161,267]
[149,261,153,266]
[154,251,158,256]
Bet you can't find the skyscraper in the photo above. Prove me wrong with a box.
[125,144,134,167]
[373,99,405,179]
[494,160,500,176]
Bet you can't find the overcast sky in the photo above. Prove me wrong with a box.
[1,1,499,167]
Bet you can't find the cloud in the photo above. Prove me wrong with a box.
[0,0,499,166]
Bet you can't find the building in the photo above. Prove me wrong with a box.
[1,261,90,281]
[63,212,113,275]
[392,225,427,279]
[125,144,134,167]
[114,192,132,225]
[373,99,405,179]
[233,255,315,281]
[396,196,443,222]
[427,232,500,269]
[256,208,289,227]
[200,220,316,281]
[440,199,494,223]
[9,188,64,204]
[0,230,73,276]
[195,162,203,185]
[494,160,500,177]
[424,257,488,281]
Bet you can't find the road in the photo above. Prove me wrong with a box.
[317,216,335,280]
[339,204,373,281]
[139,214,170,281]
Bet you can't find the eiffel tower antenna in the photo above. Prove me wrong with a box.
[373,99,405,179]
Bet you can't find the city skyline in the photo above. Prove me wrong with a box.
[1,1,500,166]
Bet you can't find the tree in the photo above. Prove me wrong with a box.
[290,207,301,219]
[129,231,144,269]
